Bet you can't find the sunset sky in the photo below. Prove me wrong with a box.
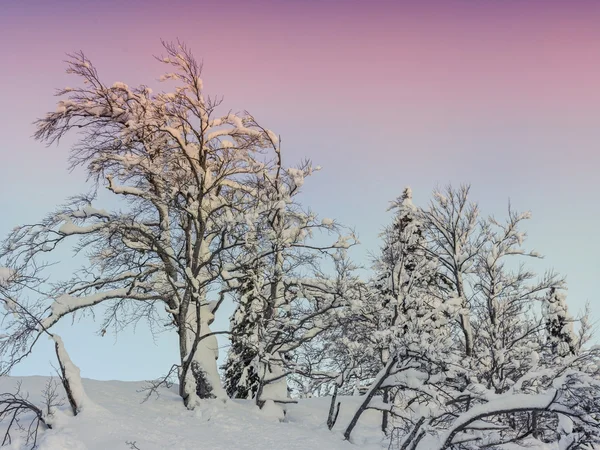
[1,0,599,380]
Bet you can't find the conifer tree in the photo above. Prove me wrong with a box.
[223,265,265,399]
[544,287,578,357]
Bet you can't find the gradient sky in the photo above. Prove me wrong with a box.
[1,0,599,381]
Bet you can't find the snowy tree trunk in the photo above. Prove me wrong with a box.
[190,303,225,399]
[454,272,473,357]
[381,388,390,433]
[255,246,288,417]
[531,411,539,439]
[179,294,225,408]
[251,352,289,423]
[256,352,288,408]
[53,334,90,415]
[327,384,341,430]
[459,312,473,357]
[344,355,398,441]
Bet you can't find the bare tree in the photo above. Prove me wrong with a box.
[0,378,65,449]
[0,382,50,449]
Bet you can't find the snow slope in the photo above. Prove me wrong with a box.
[0,377,384,450]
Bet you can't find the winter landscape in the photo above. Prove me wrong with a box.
[1,1,600,449]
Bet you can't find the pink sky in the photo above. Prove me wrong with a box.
[4,1,600,110]
[2,1,599,174]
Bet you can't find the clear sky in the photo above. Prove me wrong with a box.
[1,0,599,381]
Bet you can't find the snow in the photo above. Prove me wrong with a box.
[2,297,18,316]
[321,218,334,227]
[182,303,227,401]
[52,335,92,413]
[58,218,105,236]
[0,377,384,450]
[71,206,110,219]
[557,413,573,435]
[435,391,557,450]
[40,289,129,330]
[260,399,286,421]
[259,352,289,409]
[286,168,305,187]
[0,266,14,287]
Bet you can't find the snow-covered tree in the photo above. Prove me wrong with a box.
[1,39,598,450]
[470,207,563,395]
[223,261,265,399]
[0,41,309,409]
[340,186,600,449]
[543,287,578,357]
[421,185,485,358]
[342,187,459,438]
[241,246,358,414]
[373,187,442,355]
[221,145,357,412]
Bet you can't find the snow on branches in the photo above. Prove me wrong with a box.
[0,41,356,414]
[1,41,598,450]
[321,185,600,450]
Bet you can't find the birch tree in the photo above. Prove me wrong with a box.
[421,185,484,358]
[0,41,290,409]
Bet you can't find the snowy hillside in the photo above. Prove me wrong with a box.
[0,377,384,450]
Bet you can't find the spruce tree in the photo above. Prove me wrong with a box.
[223,266,265,399]
[544,287,577,357]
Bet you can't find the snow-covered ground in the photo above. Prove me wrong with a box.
[0,377,384,450]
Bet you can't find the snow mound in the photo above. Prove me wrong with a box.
[0,377,383,450]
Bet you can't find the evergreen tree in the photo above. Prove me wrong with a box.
[223,266,265,399]
[544,287,578,357]
[373,187,439,352]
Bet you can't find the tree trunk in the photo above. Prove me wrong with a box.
[178,296,225,408]
[344,356,398,441]
[55,340,80,416]
[327,384,341,430]
[382,388,390,434]
[460,312,474,357]
[455,273,473,357]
